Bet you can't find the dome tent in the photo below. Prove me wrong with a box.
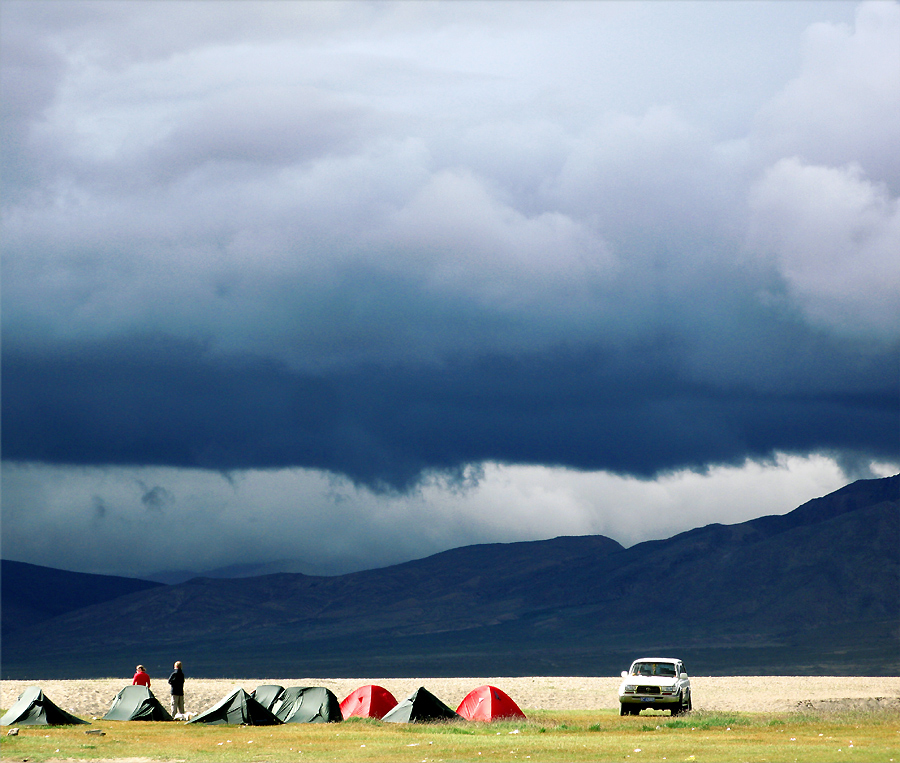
[188,686,281,725]
[103,685,173,721]
[340,684,398,719]
[381,687,461,723]
[275,686,343,723]
[251,684,285,712]
[456,685,526,722]
[1,686,89,726]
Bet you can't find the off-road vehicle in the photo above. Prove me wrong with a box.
[618,657,692,715]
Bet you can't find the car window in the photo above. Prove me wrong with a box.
[631,662,678,677]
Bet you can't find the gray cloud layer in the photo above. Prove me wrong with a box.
[2,1,898,491]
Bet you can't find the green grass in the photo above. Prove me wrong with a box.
[648,712,750,731]
[1,708,898,762]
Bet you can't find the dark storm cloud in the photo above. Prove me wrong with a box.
[2,1,898,492]
[3,326,895,490]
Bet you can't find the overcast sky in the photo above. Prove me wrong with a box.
[2,0,898,579]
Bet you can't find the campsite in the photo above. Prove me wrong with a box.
[2,676,899,762]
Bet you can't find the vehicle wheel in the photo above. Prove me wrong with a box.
[670,693,683,716]
[686,693,692,712]
[620,704,628,716]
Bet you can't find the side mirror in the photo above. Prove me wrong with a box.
[680,671,688,678]
[621,671,628,678]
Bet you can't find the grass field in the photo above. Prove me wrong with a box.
[2,708,898,762]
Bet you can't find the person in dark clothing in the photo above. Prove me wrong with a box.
[167,661,185,717]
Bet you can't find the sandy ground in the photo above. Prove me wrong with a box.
[3,676,899,719]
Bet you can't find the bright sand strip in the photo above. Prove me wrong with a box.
[3,676,898,718]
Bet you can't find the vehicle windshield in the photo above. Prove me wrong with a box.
[631,662,678,678]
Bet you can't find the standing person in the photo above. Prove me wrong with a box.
[168,660,185,717]
[132,665,151,687]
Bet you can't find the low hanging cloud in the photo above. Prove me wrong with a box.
[2,454,883,578]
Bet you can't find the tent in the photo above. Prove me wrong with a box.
[251,684,285,712]
[340,684,398,720]
[456,685,526,722]
[275,687,343,723]
[381,687,461,723]
[103,685,173,721]
[188,687,282,725]
[0,686,89,726]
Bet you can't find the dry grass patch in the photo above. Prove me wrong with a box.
[1,708,898,762]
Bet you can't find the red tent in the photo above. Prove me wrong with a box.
[456,685,526,722]
[339,685,398,720]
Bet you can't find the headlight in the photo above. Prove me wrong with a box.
[660,685,678,695]
[623,684,637,693]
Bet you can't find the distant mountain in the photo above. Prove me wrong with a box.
[2,476,896,679]
[0,560,163,637]
[145,558,356,585]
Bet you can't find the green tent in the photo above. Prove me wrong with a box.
[103,685,173,721]
[381,687,461,723]
[251,684,285,712]
[275,687,343,723]
[0,686,89,726]
[187,687,281,725]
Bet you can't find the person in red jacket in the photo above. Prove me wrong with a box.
[132,665,151,687]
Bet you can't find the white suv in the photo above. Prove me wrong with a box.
[618,657,692,716]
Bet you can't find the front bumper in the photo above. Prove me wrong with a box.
[619,695,681,710]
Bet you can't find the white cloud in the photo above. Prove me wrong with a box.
[3,455,890,579]
[7,0,889,366]
[378,168,615,299]
[756,0,900,185]
[749,157,900,338]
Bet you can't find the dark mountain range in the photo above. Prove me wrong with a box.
[2,475,897,679]
[145,557,361,585]
[1,560,163,638]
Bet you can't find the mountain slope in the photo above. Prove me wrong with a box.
[2,476,896,678]
[1,560,163,637]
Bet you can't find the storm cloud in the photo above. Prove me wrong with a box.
[2,330,896,489]
[1,1,897,576]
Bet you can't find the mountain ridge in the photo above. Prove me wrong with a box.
[0,559,163,638]
[2,475,897,678]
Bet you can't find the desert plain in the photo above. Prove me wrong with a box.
[3,676,899,718]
